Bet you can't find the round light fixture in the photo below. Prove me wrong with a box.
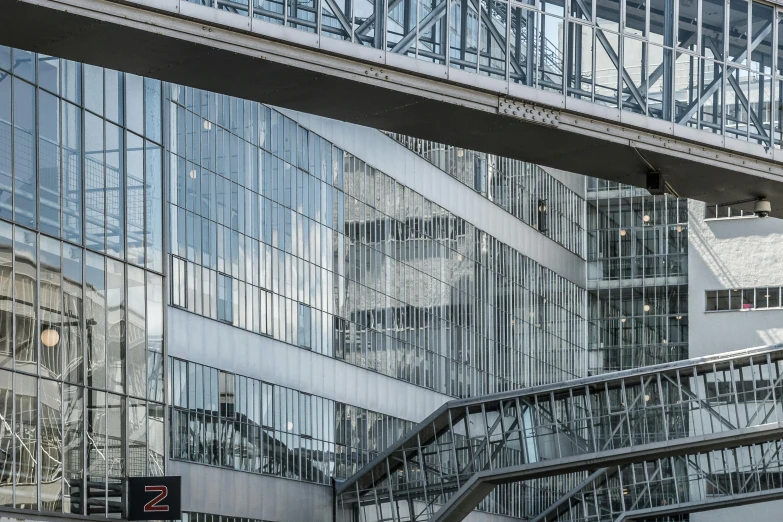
[286,421,294,431]
[41,328,60,348]
[621,317,627,323]
[457,149,464,158]
[662,339,668,344]
[676,225,683,232]
[643,214,651,223]
[620,229,627,236]
[643,304,651,312]
[644,394,650,402]
[203,120,212,130]
[189,169,197,179]
[675,315,682,320]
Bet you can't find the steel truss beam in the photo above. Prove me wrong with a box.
[337,344,783,522]
[676,21,773,126]
[535,369,783,522]
[539,439,783,522]
[5,0,783,212]
[427,425,783,522]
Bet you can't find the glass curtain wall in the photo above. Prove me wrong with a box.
[587,178,688,373]
[0,43,592,520]
[384,133,585,257]
[167,86,587,399]
[168,357,415,482]
[0,47,166,516]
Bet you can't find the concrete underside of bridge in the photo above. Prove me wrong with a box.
[3,0,783,211]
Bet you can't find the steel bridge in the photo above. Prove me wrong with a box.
[4,0,783,210]
[335,343,783,522]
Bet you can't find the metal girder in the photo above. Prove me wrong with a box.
[703,36,770,140]
[7,0,783,218]
[676,21,773,125]
[467,0,524,77]
[532,439,783,522]
[356,0,404,39]
[338,344,783,497]
[323,0,354,38]
[428,425,783,522]
[529,468,616,522]
[390,0,447,54]
[660,372,736,431]
[573,0,646,111]
[614,490,783,522]
[439,373,783,522]
[634,31,695,100]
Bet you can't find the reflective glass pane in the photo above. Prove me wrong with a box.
[85,253,106,390]
[40,236,62,379]
[14,372,37,509]
[14,227,37,367]
[62,384,83,514]
[61,101,82,244]
[39,90,60,237]
[62,244,83,385]
[702,0,725,59]
[0,222,11,369]
[13,78,36,228]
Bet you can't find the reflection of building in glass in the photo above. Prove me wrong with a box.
[384,134,585,256]
[162,78,588,518]
[167,98,587,399]
[0,49,165,516]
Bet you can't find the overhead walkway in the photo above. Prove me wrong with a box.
[3,0,783,209]
[533,441,783,522]
[335,344,783,522]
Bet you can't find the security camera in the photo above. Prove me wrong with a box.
[754,199,771,218]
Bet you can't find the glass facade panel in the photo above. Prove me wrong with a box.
[168,89,587,398]
[384,134,585,256]
[169,357,415,481]
[587,180,688,373]
[0,51,166,517]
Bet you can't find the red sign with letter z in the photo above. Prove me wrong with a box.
[128,477,182,520]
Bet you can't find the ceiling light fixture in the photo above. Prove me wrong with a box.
[41,328,60,348]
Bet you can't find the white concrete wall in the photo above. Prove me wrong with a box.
[687,200,783,522]
[687,200,783,357]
